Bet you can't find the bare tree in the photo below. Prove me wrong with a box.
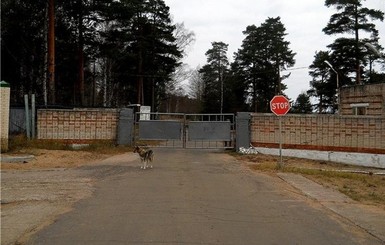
[169,22,196,94]
[188,67,204,100]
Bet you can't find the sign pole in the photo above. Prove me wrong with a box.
[278,117,283,169]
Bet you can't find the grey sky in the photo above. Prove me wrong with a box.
[164,0,385,100]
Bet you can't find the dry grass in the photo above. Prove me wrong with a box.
[6,134,132,154]
[236,153,385,209]
[1,135,133,170]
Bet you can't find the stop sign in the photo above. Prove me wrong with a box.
[270,95,291,116]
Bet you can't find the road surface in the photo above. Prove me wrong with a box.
[27,149,381,244]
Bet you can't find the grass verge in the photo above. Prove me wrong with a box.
[236,153,385,209]
[6,134,131,154]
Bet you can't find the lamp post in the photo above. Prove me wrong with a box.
[324,60,340,113]
[364,43,384,58]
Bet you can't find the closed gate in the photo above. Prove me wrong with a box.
[134,113,235,149]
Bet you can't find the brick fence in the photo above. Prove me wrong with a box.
[36,109,385,154]
[37,109,119,141]
[250,113,385,154]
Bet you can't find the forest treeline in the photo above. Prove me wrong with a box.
[1,0,384,113]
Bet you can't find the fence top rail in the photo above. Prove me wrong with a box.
[134,112,235,123]
[185,114,234,123]
[134,112,234,117]
[189,121,232,124]
[138,119,182,123]
[135,112,186,116]
[186,113,234,116]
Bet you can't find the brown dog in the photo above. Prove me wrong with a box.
[133,146,154,169]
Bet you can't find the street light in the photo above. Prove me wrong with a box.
[364,43,383,58]
[324,60,339,89]
[324,60,340,113]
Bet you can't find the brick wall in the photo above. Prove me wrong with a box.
[250,113,385,154]
[340,83,385,116]
[37,109,119,141]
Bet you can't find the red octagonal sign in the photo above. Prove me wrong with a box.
[270,95,291,116]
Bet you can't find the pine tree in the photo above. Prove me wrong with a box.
[323,0,384,84]
[234,17,295,112]
[1,0,47,104]
[200,42,229,113]
[292,93,313,114]
[2,0,182,108]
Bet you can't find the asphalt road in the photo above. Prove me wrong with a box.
[27,149,381,245]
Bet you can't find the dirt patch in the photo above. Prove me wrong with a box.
[1,148,133,245]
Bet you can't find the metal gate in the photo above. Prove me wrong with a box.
[134,113,235,149]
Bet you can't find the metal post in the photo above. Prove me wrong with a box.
[24,95,31,139]
[324,60,339,113]
[31,94,36,138]
[278,117,283,169]
[183,114,187,149]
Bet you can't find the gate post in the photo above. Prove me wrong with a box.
[236,112,250,152]
[1,81,10,152]
[117,108,134,145]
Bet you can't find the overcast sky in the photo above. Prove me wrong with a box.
[164,0,385,100]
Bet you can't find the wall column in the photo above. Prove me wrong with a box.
[117,108,134,145]
[1,81,11,152]
[236,112,250,152]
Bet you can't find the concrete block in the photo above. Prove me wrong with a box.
[252,147,385,169]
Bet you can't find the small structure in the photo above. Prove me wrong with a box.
[1,81,11,152]
[339,83,385,116]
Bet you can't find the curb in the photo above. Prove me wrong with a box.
[1,155,35,163]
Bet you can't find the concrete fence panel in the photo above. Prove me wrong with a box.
[250,113,385,154]
[37,109,119,141]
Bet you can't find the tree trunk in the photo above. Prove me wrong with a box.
[47,0,55,104]
[137,20,144,105]
[78,0,85,106]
